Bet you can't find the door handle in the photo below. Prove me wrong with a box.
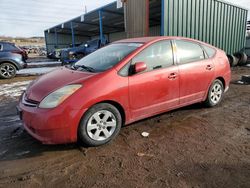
[168,72,177,80]
[206,64,213,70]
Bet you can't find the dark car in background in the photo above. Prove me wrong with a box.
[0,42,28,60]
[47,43,83,60]
[60,39,108,65]
[0,52,27,79]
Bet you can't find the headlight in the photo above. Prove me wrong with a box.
[69,51,74,55]
[39,84,82,109]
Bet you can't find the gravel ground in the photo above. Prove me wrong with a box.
[0,67,249,188]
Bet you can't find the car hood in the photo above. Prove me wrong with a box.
[26,67,96,102]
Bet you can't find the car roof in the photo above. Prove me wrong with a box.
[0,41,14,45]
[114,36,217,50]
[114,36,198,43]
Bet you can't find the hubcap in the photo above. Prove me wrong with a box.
[210,83,222,104]
[0,64,15,78]
[87,110,117,141]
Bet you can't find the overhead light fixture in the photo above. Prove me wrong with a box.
[88,28,97,31]
[73,24,79,28]
[117,0,123,9]
[91,16,105,22]
[81,15,85,22]
[113,21,124,25]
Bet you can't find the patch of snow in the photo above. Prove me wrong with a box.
[28,61,61,66]
[17,67,60,76]
[237,81,244,84]
[0,150,8,156]
[16,151,30,156]
[0,115,20,122]
[0,80,31,99]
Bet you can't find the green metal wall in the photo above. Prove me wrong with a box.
[162,0,248,55]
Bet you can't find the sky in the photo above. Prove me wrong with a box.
[0,0,249,37]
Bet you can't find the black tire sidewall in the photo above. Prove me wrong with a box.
[0,63,17,79]
[205,79,224,107]
[78,103,122,147]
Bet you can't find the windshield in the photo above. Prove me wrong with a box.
[87,39,99,46]
[74,43,143,72]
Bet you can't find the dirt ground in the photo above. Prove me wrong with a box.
[0,67,249,188]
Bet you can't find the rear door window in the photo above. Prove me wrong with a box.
[3,43,18,51]
[131,40,174,72]
[175,40,205,64]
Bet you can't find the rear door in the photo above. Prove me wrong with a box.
[174,40,215,105]
[128,40,179,120]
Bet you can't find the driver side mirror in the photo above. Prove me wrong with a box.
[133,62,147,74]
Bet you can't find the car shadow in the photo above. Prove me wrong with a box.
[0,102,208,162]
[124,102,207,128]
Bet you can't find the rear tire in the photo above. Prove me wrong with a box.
[0,63,17,79]
[205,79,224,107]
[78,103,122,147]
[234,52,248,66]
[227,55,239,67]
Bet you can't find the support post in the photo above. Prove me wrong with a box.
[71,22,75,47]
[54,28,58,48]
[99,10,104,44]
[161,0,165,36]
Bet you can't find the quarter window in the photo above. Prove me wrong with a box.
[202,45,216,58]
[132,40,174,72]
[175,40,205,64]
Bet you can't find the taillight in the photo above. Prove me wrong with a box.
[12,50,22,54]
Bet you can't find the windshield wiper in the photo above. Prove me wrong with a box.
[71,64,96,72]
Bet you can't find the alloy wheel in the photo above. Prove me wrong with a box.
[210,82,223,104]
[86,110,117,141]
[0,64,16,78]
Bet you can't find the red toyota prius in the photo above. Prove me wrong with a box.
[18,37,231,146]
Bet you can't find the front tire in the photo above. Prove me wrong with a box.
[0,63,17,79]
[205,79,224,107]
[78,103,122,147]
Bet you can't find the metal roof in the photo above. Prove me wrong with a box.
[46,2,124,37]
[45,1,161,37]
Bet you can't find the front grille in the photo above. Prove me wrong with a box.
[22,94,39,107]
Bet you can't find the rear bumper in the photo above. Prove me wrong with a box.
[17,60,27,69]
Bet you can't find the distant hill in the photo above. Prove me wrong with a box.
[0,36,45,47]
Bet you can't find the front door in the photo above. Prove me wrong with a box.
[128,40,179,121]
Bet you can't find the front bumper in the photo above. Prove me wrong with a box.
[17,97,87,144]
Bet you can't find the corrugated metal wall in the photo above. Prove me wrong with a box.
[125,0,149,38]
[162,0,248,55]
